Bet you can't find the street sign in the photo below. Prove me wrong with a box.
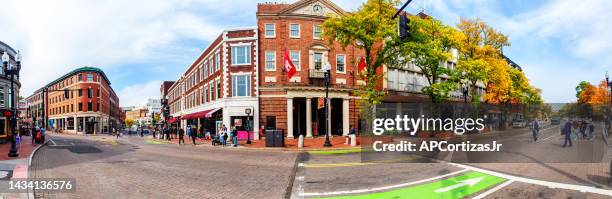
[18,100,27,110]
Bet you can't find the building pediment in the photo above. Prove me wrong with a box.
[279,0,346,17]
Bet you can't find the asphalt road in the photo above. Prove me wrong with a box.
[29,134,298,199]
[292,124,612,199]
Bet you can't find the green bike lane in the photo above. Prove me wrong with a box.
[313,171,506,199]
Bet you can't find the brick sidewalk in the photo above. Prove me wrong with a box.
[145,135,363,150]
[0,135,38,161]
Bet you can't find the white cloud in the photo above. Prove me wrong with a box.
[0,0,225,100]
[117,80,162,107]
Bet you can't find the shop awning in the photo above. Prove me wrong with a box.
[182,108,221,120]
[167,117,179,124]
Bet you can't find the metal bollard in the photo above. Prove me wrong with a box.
[298,134,304,148]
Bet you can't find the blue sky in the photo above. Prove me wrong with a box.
[0,0,609,106]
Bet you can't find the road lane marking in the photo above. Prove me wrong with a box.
[449,163,612,196]
[471,180,514,199]
[50,139,57,146]
[299,168,469,197]
[433,177,484,193]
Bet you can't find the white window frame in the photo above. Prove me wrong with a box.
[289,23,300,38]
[232,75,251,97]
[215,53,220,71]
[265,51,276,71]
[209,59,214,74]
[231,44,252,66]
[336,54,346,73]
[264,23,276,38]
[289,50,301,71]
[313,25,322,40]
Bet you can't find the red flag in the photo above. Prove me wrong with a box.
[283,50,297,79]
[357,57,366,73]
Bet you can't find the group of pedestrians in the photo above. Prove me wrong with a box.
[561,119,595,148]
[157,124,240,147]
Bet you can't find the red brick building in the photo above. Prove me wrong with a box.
[257,0,365,138]
[24,67,121,134]
[167,27,260,139]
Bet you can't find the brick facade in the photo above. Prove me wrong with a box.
[25,67,121,134]
[257,0,365,137]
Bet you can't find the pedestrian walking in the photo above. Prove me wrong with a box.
[178,127,185,145]
[231,126,238,147]
[220,125,227,146]
[532,120,540,142]
[579,121,587,139]
[191,125,197,145]
[562,120,573,147]
[40,127,46,143]
[588,122,595,140]
[33,126,39,144]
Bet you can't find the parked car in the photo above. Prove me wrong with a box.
[551,117,561,125]
[512,119,527,128]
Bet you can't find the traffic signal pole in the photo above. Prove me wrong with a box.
[393,0,414,19]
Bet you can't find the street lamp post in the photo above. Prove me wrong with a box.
[323,63,332,147]
[3,51,20,157]
[461,71,469,104]
[245,108,252,144]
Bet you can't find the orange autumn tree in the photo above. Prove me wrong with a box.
[578,81,610,104]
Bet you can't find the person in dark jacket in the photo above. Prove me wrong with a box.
[178,127,185,145]
[191,125,198,145]
[562,120,573,147]
[231,126,238,147]
[532,120,540,142]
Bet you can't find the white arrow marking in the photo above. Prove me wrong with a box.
[434,177,485,193]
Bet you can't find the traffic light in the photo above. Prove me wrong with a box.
[64,89,70,99]
[399,14,411,41]
[163,106,170,117]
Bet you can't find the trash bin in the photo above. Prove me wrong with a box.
[265,129,275,147]
[265,129,285,147]
[273,129,284,147]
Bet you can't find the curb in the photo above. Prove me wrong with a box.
[284,152,304,199]
[28,139,49,167]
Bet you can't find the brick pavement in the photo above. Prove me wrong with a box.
[30,134,299,199]
[0,135,38,161]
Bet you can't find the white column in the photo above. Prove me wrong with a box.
[222,108,230,132]
[327,98,331,137]
[287,98,294,138]
[343,98,349,136]
[254,104,260,140]
[306,98,313,138]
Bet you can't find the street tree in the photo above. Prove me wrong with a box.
[125,118,135,129]
[398,15,463,103]
[456,18,513,104]
[323,0,400,105]
[322,0,401,134]
[575,81,591,99]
